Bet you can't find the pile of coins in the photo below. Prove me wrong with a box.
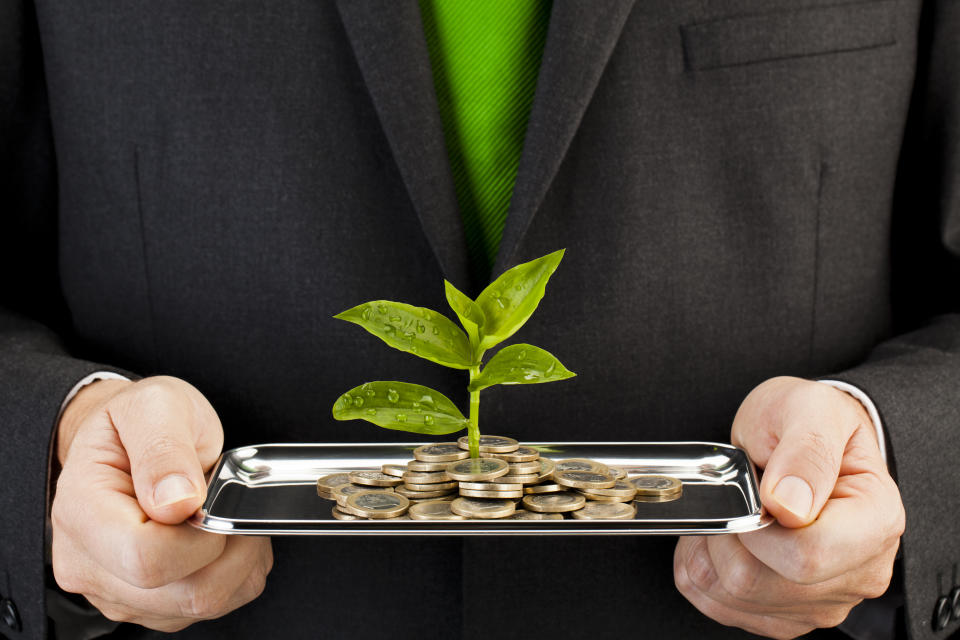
[316,435,683,521]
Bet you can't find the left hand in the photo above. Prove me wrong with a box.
[673,376,905,639]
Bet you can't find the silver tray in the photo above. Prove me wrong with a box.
[189,442,772,536]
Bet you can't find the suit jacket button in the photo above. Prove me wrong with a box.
[934,596,951,631]
[950,587,960,621]
[0,598,20,632]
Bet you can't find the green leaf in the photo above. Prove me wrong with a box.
[334,300,474,369]
[475,249,564,351]
[332,381,468,435]
[468,344,576,392]
[444,280,485,349]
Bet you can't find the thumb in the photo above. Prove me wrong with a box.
[110,379,222,525]
[759,421,849,528]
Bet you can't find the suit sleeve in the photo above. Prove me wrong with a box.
[827,2,960,638]
[0,2,135,639]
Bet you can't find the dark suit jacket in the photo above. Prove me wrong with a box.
[2,0,958,638]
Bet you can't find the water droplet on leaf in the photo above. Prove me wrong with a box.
[366,408,377,416]
[388,389,399,403]
[412,401,421,412]
[432,327,440,335]
[377,304,387,314]
[395,413,407,423]
[403,331,416,340]
[424,415,434,426]
[353,396,364,407]
[417,322,426,333]
[361,307,372,320]
[390,315,401,323]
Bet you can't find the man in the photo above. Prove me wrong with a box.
[1,0,957,638]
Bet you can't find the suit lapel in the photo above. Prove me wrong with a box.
[492,0,637,279]
[336,0,472,289]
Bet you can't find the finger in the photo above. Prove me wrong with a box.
[673,539,815,639]
[757,385,859,527]
[108,377,224,524]
[739,438,903,586]
[55,456,227,589]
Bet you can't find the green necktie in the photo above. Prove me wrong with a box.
[420,0,552,283]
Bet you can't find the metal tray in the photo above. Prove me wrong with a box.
[189,442,772,536]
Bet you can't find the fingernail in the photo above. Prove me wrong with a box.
[154,474,198,508]
[772,475,814,519]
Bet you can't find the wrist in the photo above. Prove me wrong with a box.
[57,378,132,464]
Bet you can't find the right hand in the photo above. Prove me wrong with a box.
[51,375,273,632]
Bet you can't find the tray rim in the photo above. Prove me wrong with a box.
[191,441,773,536]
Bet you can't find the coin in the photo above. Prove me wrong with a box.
[524,483,562,494]
[629,475,682,495]
[522,492,586,513]
[445,457,509,481]
[538,457,556,481]
[485,446,540,463]
[459,488,524,499]
[413,443,470,462]
[579,479,637,499]
[507,461,541,475]
[571,501,637,520]
[404,481,458,492]
[633,493,682,503]
[450,497,516,519]
[501,510,565,520]
[607,466,627,480]
[332,483,393,506]
[555,470,616,490]
[346,491,410,519]
[459,481,523,492]
[402,470,451,484]
[336,501,367,517]
[332,506,365,520]
[394,485,457,499]
[495,473,541,484]
[381,464,407,478]
[577,492,634,503]
[555,458,609,474]
[349,470,403,487]
[457,435,520,453]
[408,500,466,520]
[317,473,352,497]
[407,460,450,472]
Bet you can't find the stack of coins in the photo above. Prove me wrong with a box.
[316,435,683,520]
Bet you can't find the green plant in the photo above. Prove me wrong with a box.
[331,249,575,458]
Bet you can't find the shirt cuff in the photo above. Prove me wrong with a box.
[817,379,887,466]
[55,371,133,424]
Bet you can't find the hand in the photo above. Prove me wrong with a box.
[51,376,273,632]
[673,376,904,639]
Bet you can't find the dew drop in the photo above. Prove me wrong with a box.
[388,389,399,403]
[365,388,376,397]
[492,290,501,298]
[403,331,416,340]
[417,322,426,333]
[353,396,364,408]
[422,310,433,320]
[377,304,387,314]
[497,297,506,309]
[515,284,523,291]
[361,306,372,321]
[395,413,407,423]
[366,408,377,416]
[424,415,434,426]
[432,326,440,335]
[383,324,396,335]
[412,401,421,413]
[517,350,527,360]
[390,315,401,323]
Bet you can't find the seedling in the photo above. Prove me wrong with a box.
[332,249,575,458]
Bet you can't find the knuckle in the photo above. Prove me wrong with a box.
[181,583,232,619]
[685,550,718,593]
[811,605,854,629]
[719,562,759,600]
[784,542,827,585]
[118,541,167,589]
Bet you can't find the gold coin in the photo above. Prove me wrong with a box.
[346,490,410,519]
[485,447,540,463]
[404,481,458,492]
[333,483,393,507]
[413,443,470,462]
[502,509,565,520]
[381,464,407,478]
[555,458,609,475]
[407,460,450,472]
[445,457,509,481]
[459,488,524,499]
[332,506,365,520]
[394,485,457,499]
[538,458,556,481]
[580,479,637,498]
[408,500,465,520]
[336,501,367,517]
[317,473,352,496]
[459,481,523,491]
[495,473,541,484]
[402,470,451,484]
[571,501,637,520]
[524,483,562,494]
[629,475,682,495]
[450,497,516,519]
[507,461,541,475]
[634,493,682,503]
[577,492,634,503]
[457,435,519,453]
[349,470,404,487]
[555,470,616,490]
[522,492,586,513]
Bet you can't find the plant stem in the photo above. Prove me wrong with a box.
[468,365,481,458]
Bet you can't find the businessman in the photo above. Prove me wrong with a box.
[2,0,958,639]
